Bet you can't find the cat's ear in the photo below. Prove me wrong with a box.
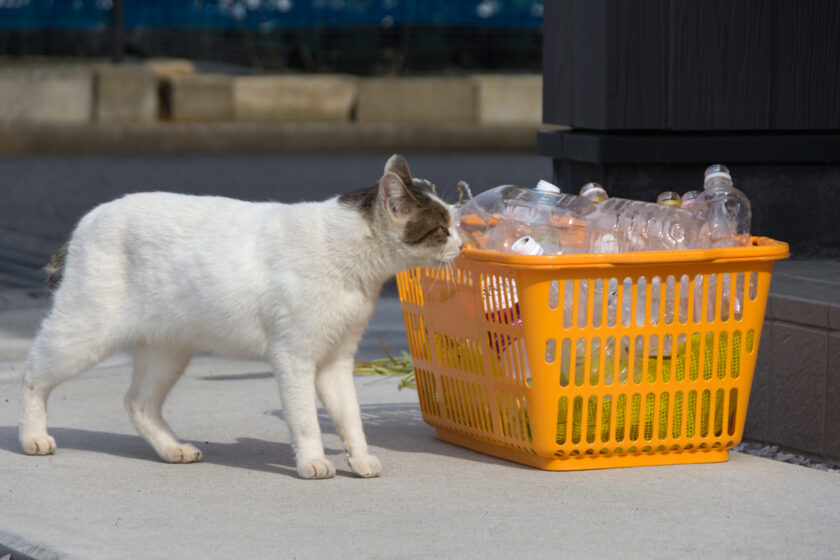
[379,171,414,222]
[384,154,412,187]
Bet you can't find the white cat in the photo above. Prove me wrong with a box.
[19,154,462,479]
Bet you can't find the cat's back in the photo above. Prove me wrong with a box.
[99,191,260,223]
[76,191,270,243]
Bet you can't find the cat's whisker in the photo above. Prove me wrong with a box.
[429,265,441,292]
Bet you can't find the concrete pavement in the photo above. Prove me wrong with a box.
[1,293,839,559]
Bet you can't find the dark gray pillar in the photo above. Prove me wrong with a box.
[539,0,840,257]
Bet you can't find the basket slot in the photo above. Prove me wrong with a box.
[401,268,425,306]
[606,278,619,327]
[434,333,485,377]
[545,338,556,365]
[730,330,742,378]
[734,272,746,321]
[746,329,755,353]
[678,274,690,324]
[578,279,590,328]
[481,273,520,326]
[637,276,648,326]
[728,388,739,437]
[706,273,718,322]
[498,392,531,443]
[402,311,430,363]
[749,271,758,300]
[415,368,441,418]
[563,279,575,328]
[591,279,603,328]
[661,334,673,381]
[672,391,684,438]
[674,333,688,381]
[716,331,729,380]
[720,273,731,322]
[440,376,494,434]
[488,331,531,386]
[559,338,572,387]
[548,280,560,310]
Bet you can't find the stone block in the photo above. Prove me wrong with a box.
[744,321,772,442]
[356,77,475,124]
[767,322,826,455]
[825,333,840,460]
[474,74,542,125]
[0,67,93,123]
[144,58,196,80]
[771,294,828,328]
[234,75,357,122]
[166,74,233,122]
[829,303,840,331]
[95,64,157,123]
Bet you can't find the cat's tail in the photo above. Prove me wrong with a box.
[44,242,68,292]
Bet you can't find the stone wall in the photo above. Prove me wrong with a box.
[0,60,543,127]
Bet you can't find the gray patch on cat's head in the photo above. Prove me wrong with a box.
[400,193,452,246]
[337,183,379,221]
[339,154,457,262]
[338,154,442,227]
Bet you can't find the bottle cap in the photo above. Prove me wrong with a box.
[535,180,561,194]
[704,164,732,187]
[579,182,607,203]
[656,191,681,206]
[705,163,730,177]
[510,236,545,255]
[681,190,701,207]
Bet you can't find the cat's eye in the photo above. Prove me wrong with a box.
[439,226,450,237]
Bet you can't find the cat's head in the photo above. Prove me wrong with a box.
[378,155,463,267]
[340,154,463,268]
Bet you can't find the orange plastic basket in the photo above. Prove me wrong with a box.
[396,237,789,470]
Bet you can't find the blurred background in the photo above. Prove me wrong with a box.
[0,0,542,73]
[0,0,549,274]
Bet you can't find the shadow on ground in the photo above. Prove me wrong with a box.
[0,403,524,478]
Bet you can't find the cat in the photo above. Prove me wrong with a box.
[19,154,463,479]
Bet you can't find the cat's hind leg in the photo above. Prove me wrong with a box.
[125,344,199,463]
[20,315,120,455]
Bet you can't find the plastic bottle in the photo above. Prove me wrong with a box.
[680,190,701,208]
[685,165,752,321]
[690,164,751,247]
[656,191,682,207]
[580,197,709,254]
[580,182,608,203]
[455,184,598,255]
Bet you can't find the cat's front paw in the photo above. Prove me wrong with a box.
[161,443,203,464]
[348,453,382,478]
[20,432,56,456]
[297,457,336,479]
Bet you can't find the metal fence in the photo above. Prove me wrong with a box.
[0,0,543,73]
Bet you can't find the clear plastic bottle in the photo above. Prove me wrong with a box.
[580,182,608,203]
[455,184,598,255]
[656,191,682,207]
[680,190,701,208]
[580,197,709,254]
[690,164,751,247]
